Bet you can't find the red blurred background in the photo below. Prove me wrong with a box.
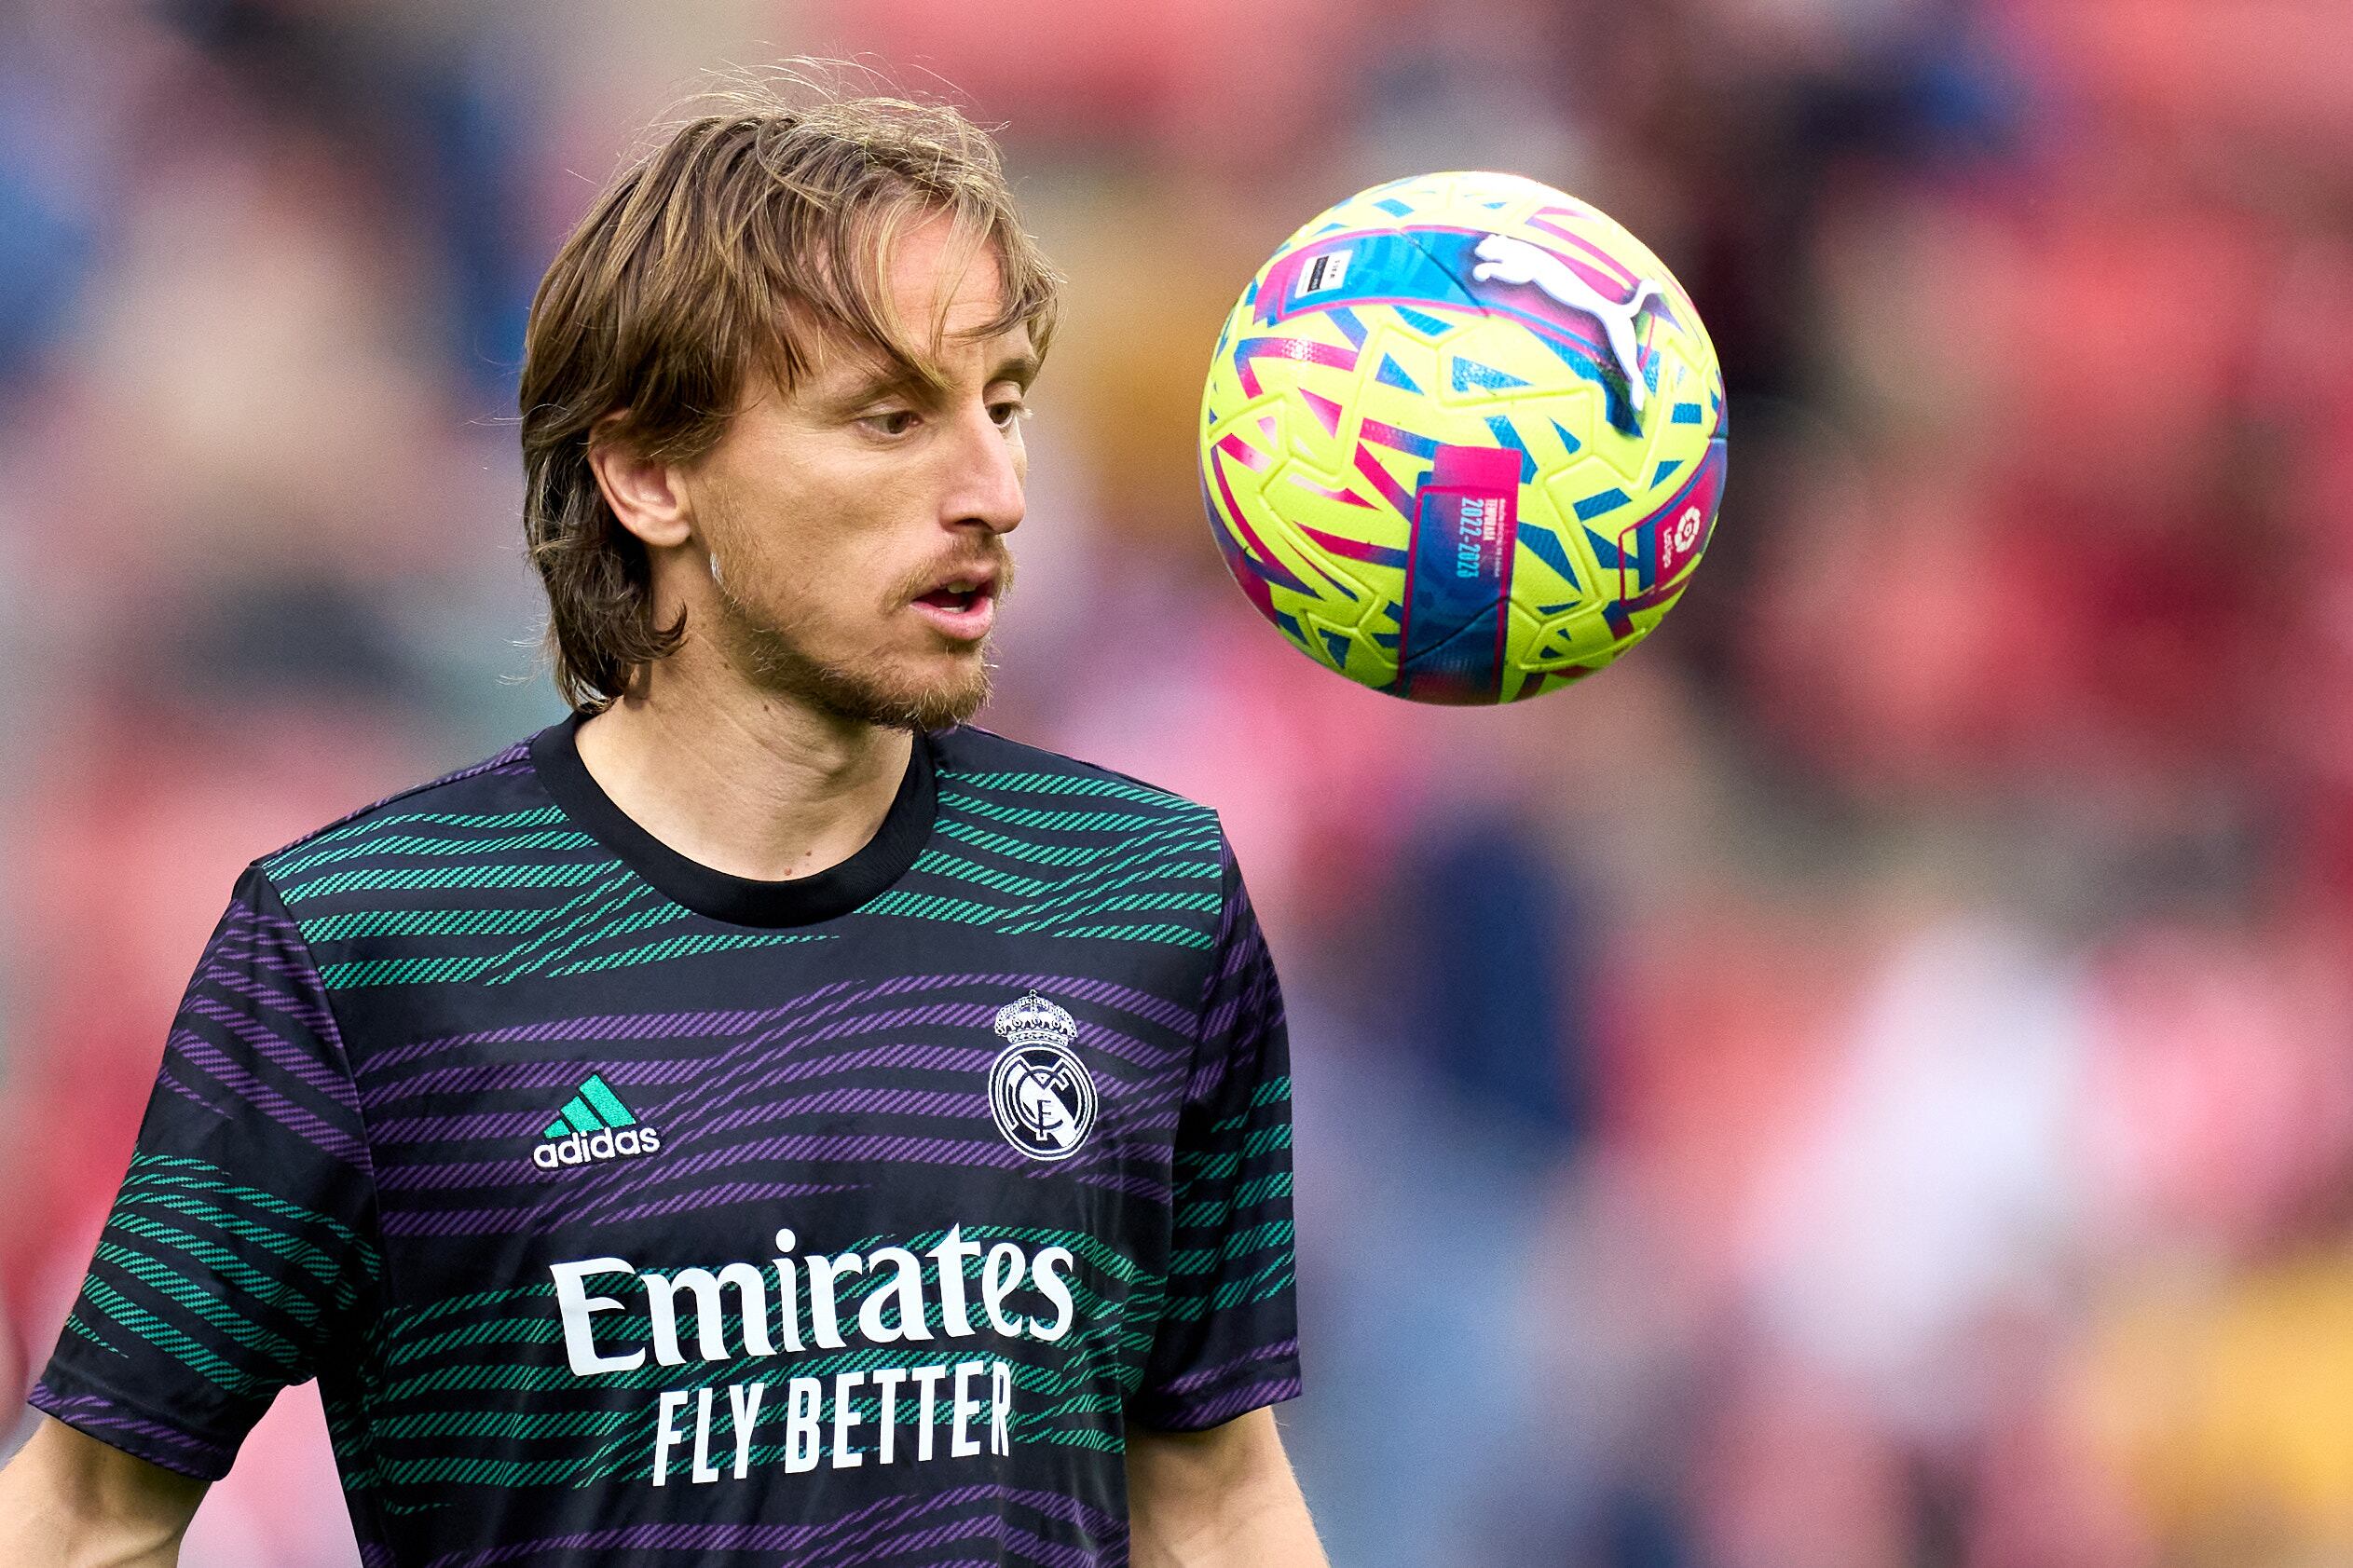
[3,2,2351,1563]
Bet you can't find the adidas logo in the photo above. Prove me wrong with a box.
[531,1072,662,1170]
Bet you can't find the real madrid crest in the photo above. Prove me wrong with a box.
[988,992,1098,1162]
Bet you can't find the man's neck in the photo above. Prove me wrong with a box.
[571,675,914,886]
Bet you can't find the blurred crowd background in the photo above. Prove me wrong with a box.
[4,1,2351,1563]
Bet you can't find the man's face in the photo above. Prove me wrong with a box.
[681,215,1035,730]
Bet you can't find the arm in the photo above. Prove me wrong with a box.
[0,1417,204,1568]
[1127,1408,1327,1568]
[15,865,375,1561]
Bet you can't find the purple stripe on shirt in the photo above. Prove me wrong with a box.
[367,1055,711,1108]
[1154,1373,1304,1430]
[367,1044,992,1150]
[1156,1337,1300,1397]
[356,977,878,1078]
[27,1386,233,1471]
[378,1181,861,1237]
[166,1027,364,1166]
[181,990,359,1115]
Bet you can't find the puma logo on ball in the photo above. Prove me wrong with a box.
[1471,234,1662,414]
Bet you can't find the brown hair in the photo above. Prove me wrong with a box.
[519,69,1062,714]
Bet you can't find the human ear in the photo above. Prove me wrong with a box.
[586,412,692,549]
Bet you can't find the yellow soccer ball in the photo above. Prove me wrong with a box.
[1198,170,1726,703]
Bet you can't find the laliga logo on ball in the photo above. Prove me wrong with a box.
[1674,508,1703,552]
[1470,233,1662,415]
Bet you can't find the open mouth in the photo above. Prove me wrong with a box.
[909,576,997,641]
[917,584,986,613]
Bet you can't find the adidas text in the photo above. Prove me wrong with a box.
[534,1125,662,1169]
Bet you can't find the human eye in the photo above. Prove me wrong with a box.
[987,393,1031,429]
[857,407,921,438]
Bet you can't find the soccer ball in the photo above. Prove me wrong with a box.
[1197,170,1726,703]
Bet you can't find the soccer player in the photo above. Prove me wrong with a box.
[0,85,1320,1567]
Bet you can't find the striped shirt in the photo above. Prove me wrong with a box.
[33,715,1299,1565]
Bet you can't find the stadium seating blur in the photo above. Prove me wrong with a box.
[3,2,2349,1562]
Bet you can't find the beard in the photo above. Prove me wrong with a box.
[701,537,1012,732]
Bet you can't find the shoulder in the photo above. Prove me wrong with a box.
[918,726,1233,949]
[927,724,1222,834]
[249,729,554,893]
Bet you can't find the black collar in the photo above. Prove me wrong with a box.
[527,711,937,929]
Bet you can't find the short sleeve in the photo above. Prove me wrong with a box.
[29,863,380,1480]
[1129,832,1302,1431]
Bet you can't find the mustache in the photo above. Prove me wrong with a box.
[894,542,1016,604]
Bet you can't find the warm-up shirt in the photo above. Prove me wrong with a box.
[31,714,1301,1566]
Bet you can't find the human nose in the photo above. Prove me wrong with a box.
[945,403,1025,537]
